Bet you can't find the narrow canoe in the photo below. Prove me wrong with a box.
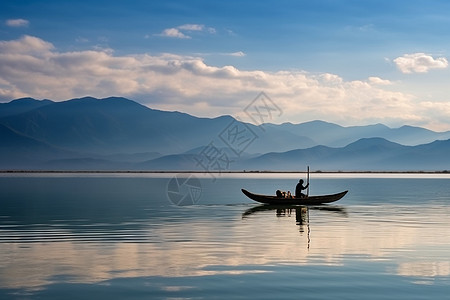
[241,189,348,205]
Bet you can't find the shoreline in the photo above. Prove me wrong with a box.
[1,170,449,174]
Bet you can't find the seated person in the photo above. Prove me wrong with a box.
[276,190,293,198]
[276,190,283,198]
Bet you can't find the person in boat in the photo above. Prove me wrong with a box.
[276,189,283,198]
[295,179,309,198]
[276,190,293,198]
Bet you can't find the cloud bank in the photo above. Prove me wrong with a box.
[1,36,450,130]
[394,53,448,74]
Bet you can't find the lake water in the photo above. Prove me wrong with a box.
[1,173,450,299]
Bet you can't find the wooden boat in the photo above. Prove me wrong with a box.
[241,189,348,205]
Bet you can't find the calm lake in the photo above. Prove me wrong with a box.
[1,172,450,299]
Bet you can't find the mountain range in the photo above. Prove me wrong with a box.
[1,96,450,171]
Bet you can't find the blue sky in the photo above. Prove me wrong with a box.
[1,0,450,130]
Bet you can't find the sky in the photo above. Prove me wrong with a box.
[1,0,450,131]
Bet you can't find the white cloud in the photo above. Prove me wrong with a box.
[394,53,448,74]
[1,36,450,130]
[225,51,246,57]
[177,24,204,31]
[156,24,216,39]
[192,51,246,57]
[6,19,29,27]
[158,28,191,39]
[178,24,216,34]
[368,76,392,85]
[0,35,54,54]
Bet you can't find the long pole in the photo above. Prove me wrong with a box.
[307,165,310,197]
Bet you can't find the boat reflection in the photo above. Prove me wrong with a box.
[242,204,346,218]
[243,205,347,248]
[274,206,310,234]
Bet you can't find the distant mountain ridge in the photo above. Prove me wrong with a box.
[242,138,450,171]
[266,120,450,147]
[141,137,450,171]
[0,97,54,118]
[1,96,450,171]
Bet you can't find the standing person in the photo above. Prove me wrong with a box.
[295,179,309,198]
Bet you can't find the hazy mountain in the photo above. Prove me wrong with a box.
[0,97,317,156]
[137,154,199,171]
[134,137,450,172]
[241,138,450,171]
[270,120,450,146]
[101,152,162,163]
[1,96,450,171]
[0,98,53,118]
[1,96,208,154]
[43,158,132,171]
[0,123,76,169]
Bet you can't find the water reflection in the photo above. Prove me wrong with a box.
[243,204,346,218]
[1,175,450,297]
[243,205,347,248]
